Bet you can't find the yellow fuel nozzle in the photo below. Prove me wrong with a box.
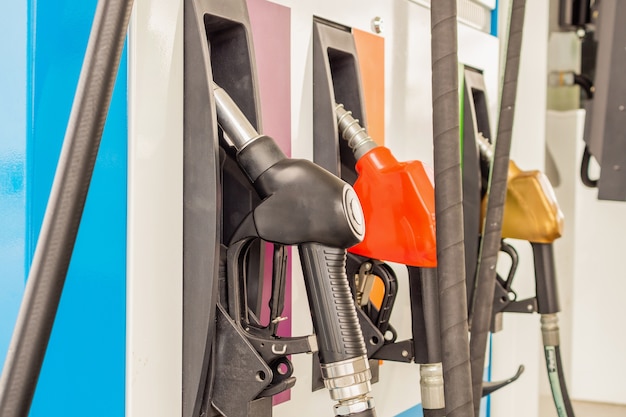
[478,136,564,244]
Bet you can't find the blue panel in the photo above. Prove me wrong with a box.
[490,0,499,37]
[0,2,27,368]
[25,1,127,416]
[396,403,423,416]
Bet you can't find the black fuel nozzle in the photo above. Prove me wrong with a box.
[213,83,376,416]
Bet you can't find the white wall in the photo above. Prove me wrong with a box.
[546,111,626,406]
[127,1,184,415]
[545,23,626,406]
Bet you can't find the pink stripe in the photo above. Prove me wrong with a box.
[247,0,292,405]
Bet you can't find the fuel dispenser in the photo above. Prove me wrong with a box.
[312,16,448,417]
[463,65,576,417]
[190,1,377,416]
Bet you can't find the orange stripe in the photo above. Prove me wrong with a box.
[369,276,385,310]
[353,28,385,146]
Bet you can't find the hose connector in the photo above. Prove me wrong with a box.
[321,355,375,416]
[335,103,378,161]
[541,313,560,347]
[420,363,445,410]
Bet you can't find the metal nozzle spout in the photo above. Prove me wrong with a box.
[476,132,494,162]
[213,82,261,151]
[335,103,378,161]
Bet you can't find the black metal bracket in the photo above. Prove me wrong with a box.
[225,239,313,381]
[491,241,560,328]
[482,365,525,397]
[371,340,414,364]
[344,255,435,365]
[211,305,274,416]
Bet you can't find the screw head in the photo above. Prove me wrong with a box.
[371,17,384,34]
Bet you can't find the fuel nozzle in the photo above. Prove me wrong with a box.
[475,132,563,244]
[333,102,437,268]
[213,84,375,415]
[474,108,574,417]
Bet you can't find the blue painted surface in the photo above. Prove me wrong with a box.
[486,333,493,417]
[0,2,27,370]
[396,403,423,416]
[491,0,499,37]
[24,1,127,415]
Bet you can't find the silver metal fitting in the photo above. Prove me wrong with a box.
[541,313,560,347]
[212,82,261,151]
[308,334,319,353]
[420,363,445,410]
[343,185,365,240]
[321,355,372,402]
[335,103,378,161]
[356,262,375,307]
[371,17,384,34]
[334,396,375,416]
[476,132,494,162]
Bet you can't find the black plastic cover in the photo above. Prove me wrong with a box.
[312,18,367,185]
[231,158,363,249]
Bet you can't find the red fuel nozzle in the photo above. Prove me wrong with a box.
[336,104,437,267]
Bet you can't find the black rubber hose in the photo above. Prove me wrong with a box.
[573,73,594,99]
[544,345,576,417]
[534,243,575,417]
[424,409,446,417]
[0,1,133,416]
[409,268,445,417]
[533,243,560,315]
[430,2,474,416]
[469,0,526,414]
[422,291,445,417]
[419,268,442,364]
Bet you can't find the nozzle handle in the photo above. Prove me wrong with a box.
[299,244,374,413]
[299,243,368,364]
